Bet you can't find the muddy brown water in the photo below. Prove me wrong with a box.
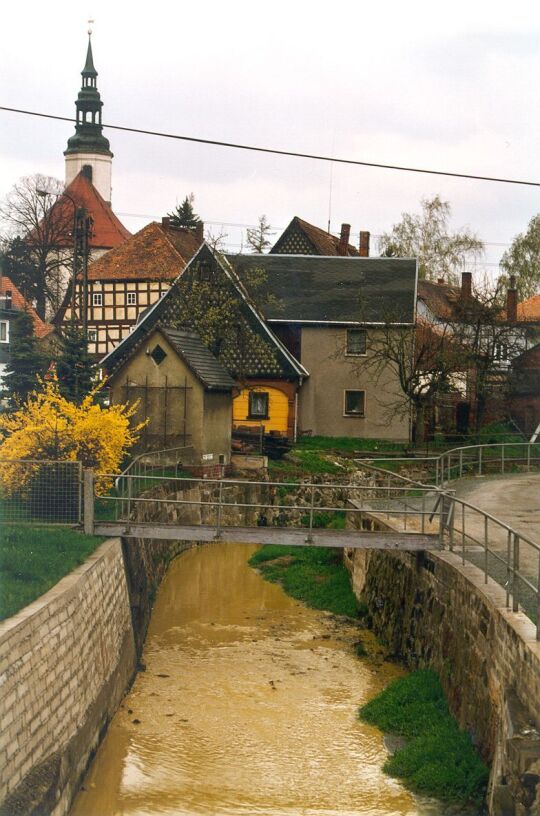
[70,543,443,816]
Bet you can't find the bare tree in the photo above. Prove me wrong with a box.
[378,195,484,283]
[0,175,75,319]
[246,215,274,254]
[353,278,525,443]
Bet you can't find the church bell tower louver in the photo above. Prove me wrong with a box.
[64,30,113,203]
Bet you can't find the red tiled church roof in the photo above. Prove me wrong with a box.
[85,221,203,281]
[0,275,53,338]
[57,171,131,249]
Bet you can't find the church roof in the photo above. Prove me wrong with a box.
[271,216,360,257]
[61,171,131,250]
[85,221,202,281]
[0,275,53,338]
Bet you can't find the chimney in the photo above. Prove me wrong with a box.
[5,290,12,310]
[161,216,170,229]
[506,275,517,323]
[195,221,204,244]
[461,271,472,301]
[338,223,351,256]
[359,230,370,257]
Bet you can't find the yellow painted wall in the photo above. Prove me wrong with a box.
[233,386,289,434]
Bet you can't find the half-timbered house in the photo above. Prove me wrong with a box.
[61,219,203,358]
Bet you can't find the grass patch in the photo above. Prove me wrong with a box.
[295,436,407,454]
[359,670,489,804]
[0,524,105,620]
[249,545,358,617]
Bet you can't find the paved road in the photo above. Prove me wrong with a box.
[451,474,540,620]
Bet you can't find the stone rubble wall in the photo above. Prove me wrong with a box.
[344,546,540,816]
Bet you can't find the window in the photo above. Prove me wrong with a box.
[346,329,367,355]
[0,321,8,343]
[88,329,98,343]
[344,390,365,417]
[248,391,269,419]
[198,262,212,282]
[92,293,103,307]
[150,344,167,365]
[127,292,137,306]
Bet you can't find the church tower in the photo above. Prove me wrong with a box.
[64,32,113,203]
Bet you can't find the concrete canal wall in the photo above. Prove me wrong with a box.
[0,536,192,816]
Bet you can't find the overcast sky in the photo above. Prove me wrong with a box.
[2,0,540,272]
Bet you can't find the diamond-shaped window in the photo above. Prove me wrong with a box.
[150,344,167,365]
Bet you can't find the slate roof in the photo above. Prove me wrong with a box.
[271,216,359,256]
[85,221,202,281]
[101,244,307,380]
[160,327,235,391]
[61,171,130,248]
[227,255,417,324]
[0,275,53,338]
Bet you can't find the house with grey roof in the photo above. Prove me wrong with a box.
[107,324,234,468]
[228,253,417,441]
[103,243,418,443]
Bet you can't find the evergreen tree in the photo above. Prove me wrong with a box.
[3,310,47,407]
[167,194,201,229]
[56,325,95,403]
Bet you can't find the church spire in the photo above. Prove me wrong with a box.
[64,29,113,203]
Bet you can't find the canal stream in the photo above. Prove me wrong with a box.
[71,543,440,816]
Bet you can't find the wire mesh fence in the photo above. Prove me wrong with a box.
[0,460,83,524]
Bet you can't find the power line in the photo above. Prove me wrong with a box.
[2,105,540,189]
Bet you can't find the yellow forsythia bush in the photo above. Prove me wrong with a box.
[0,379,144,495]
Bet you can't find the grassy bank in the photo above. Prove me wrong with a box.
[359,670,489,805]
[0,525,105,621]
[248,544,358,617]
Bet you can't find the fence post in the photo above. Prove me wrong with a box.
[83,469,95,535]
[459,449,463,479]
[506,530,512,609]
[501,444,505,475]
[306,484,315,543]
[527,444,531,473]
[512,533,520,613]
[125,474,133,534]
[215,480,223,540]
[478,447,483,477]
[537,551,540,641]
[461,503,466,565]
[483,515,489,584]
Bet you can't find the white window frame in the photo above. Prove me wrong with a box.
[343,389,366,417]
[127,291,137,306]
[92,292,103,307]
[0,320,9,343]
[88,328,98,343]
[345,328,367,356]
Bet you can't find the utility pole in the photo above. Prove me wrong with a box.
[74,208,93,334]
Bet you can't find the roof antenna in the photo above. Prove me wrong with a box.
[327,129,335,233]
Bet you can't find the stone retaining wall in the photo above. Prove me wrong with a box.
[344,547,540,815]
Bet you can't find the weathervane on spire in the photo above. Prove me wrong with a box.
[88,18,94,36]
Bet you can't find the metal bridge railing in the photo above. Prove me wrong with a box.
[357,444,540,639]
[88,471,445,542]
[357,442,540,487]
[114,446,195,498]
